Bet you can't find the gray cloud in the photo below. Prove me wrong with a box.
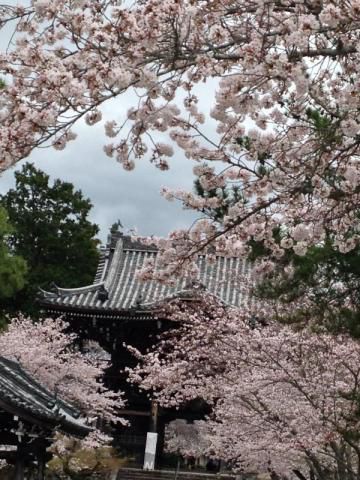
[0,108,198,244]
[0,44,220,244]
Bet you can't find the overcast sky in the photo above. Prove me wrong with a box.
[0,117,199,244]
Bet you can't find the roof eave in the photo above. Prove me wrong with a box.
[38,301,157,319]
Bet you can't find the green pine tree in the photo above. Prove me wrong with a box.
[1,163,100,315]
[0,207,27,325]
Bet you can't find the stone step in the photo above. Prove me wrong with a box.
[117,468,236,480]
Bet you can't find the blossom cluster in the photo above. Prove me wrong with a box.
[0,1,360,272]
[127,294,360,478]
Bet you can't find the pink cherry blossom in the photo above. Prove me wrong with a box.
[127,294,360,479]
[0,1,358,271]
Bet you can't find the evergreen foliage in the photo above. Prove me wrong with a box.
[0,207,27,318]
[0,163,100,314]
[254,236,360,336]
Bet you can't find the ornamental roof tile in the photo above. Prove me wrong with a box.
[0,356,91,437]
[39,232,253,314]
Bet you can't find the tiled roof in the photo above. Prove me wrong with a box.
[0,356,91,437]
[39,232,253,314]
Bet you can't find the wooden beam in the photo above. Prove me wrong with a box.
[118,409,150,416]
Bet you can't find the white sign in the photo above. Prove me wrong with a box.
[143,432,158,470]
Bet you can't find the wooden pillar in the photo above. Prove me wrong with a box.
[37,449,46,480]
[14,445,24,480]
[155,415,166,468]
[149,401,158,433]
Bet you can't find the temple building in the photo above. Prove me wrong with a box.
[0,355,91,480]
[38,230,252,465]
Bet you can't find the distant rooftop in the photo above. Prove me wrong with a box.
[0,356,91,437]
[39,231,254,317]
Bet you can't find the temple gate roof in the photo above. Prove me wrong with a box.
[39,232,253,315]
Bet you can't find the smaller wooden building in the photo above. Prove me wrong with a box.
[0,355,91,479]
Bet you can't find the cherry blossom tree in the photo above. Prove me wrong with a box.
[0,1,359,274]
[0,316,125,445]
[165,419,210,461]
[127,294,360,480]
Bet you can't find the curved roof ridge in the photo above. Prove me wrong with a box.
[39,283,105,300]
[104,237,123,291]
[56,282,105,294]
[93,246,109,283]
[122,234,158,252]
